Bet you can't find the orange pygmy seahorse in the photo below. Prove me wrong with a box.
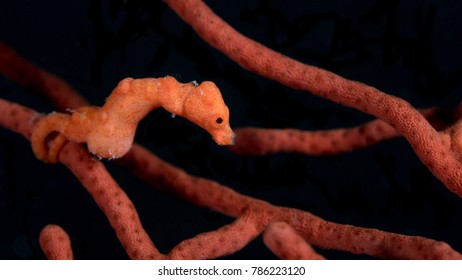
[31,76,235,163]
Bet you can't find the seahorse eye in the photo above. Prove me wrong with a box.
[216,117,223,124]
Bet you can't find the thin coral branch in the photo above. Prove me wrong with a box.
[231,123,398,156]
[39,225,73,260]
[263,222,325,260]
[0,42,88,110]
[230,108,455,156]
[283,208,462,260]
[167,209,264,260]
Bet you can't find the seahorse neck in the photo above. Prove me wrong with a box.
[157,76,190,117]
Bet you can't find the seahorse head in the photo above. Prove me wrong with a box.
[182,81,235,145]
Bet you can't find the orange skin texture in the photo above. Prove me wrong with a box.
[31,76,235,162]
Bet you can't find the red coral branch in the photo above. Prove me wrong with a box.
[263,222,325,260]
[1,0,462,260]
[0,42,88,110]
[229,107,454,156]
[39,225,73,260]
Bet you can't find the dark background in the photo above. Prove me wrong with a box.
[1,0,462,259]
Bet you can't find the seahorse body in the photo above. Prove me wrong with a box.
[31,76,235,162]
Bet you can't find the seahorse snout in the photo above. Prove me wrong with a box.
[212,126,235,146]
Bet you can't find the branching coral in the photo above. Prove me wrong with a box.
[164,0,462,198]
[1,0,462,260]
[1,96,461,259]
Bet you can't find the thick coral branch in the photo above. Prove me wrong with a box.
[59,142,162,259]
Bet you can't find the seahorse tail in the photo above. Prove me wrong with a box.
[31,113,69,163]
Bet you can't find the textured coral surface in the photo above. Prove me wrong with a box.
[1,0,462,259]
